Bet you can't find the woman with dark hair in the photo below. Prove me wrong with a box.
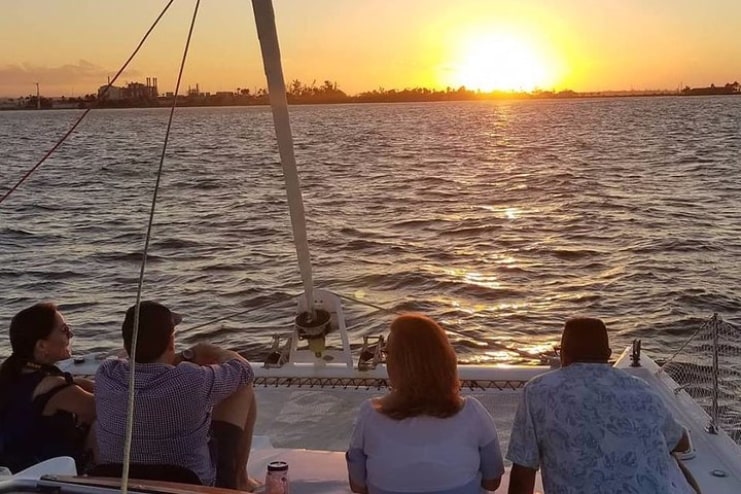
[347,314,504,493]
[0,302,96,472]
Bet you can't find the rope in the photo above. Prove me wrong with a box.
[121,2,201,493]
[337,293,396,314]
[183,289,551,363]
[660,314,715,369]
[336,293,550,360]
[184,294,296,332]
[0,0,178,206]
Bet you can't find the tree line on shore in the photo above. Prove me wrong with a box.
[5,79,741,110]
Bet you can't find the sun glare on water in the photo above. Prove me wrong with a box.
[450,31,554,92]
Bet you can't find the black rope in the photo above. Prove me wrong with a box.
[122,2,201,492]
[0,0,177,206]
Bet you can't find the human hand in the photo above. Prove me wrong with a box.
[190,343,230,365]
[73,377,95,393]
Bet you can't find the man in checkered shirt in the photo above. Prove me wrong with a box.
[95,301,257,489]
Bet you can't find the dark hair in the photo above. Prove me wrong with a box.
[561,317,612,364]
[8,302,58,357]
[0,302,62,410]
[377,314,462,420]
[122,301,177,363]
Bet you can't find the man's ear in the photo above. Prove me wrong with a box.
[168,333,175,352]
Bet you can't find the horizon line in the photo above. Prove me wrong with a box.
[2,80,740,100]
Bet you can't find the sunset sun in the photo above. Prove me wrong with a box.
[450,32,554,92]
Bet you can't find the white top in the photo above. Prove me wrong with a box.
[507,363,692,494]
[347,396,504,494]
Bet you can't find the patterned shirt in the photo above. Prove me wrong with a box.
[95,358,253,486]
[347,397,504,494]
[507,363,685,494]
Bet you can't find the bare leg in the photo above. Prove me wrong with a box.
[237,392,258,490]
[212,384,258,491]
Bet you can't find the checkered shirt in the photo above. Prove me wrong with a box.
[94,358,253,485]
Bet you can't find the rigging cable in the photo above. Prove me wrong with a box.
[660,314,715,368]
[121,1,202,494]
[0,0,177,206]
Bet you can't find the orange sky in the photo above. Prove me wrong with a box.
[1,0,740,97]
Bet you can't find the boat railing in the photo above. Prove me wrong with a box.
[659,313,741,444]
[158,289,558,389]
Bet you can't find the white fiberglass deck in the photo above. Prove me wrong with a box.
[248,348,741,494]
[247,445,544,494]
[253,387,522,454]
[249,389,535,492]
[56,347,741,493]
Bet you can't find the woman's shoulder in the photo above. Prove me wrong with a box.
[361,397,379,413]
[461,396,495,419]
[33,372,76,398]
[462,395,485,410]
[355,397,385,421]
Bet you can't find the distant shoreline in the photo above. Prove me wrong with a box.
[2,87,739,112]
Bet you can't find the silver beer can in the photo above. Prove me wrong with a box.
[265,461,289,494]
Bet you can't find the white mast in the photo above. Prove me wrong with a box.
[251,0,315,315]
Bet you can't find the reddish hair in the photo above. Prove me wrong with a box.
[377,314,462,420]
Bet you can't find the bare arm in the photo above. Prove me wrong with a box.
[186,343,246,366]
[40,377,96,425]
[73,377,95,393]
[508,463,537,494]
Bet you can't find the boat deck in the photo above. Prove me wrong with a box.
[253,387,521,453]
[249,348,741,493]
[248,444,544,493]
[51,348,741,493]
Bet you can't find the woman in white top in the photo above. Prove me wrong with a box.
[347,314,504,494]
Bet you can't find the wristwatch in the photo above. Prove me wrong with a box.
[180,348,195,362]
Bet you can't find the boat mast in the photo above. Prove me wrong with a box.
[251,0,316,315]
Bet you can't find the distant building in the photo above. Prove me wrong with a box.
[98,76,159,100]
[98,85,126,100]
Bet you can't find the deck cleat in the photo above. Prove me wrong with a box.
[264,334,291,368]
[358,334,385,371]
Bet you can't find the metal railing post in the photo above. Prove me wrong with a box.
[706,313,720,434]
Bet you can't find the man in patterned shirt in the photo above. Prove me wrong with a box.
[507,317,691,494]
[95,301,257,490]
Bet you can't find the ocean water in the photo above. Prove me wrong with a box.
[1,97,740,364]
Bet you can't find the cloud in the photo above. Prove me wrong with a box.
[0,60,141,94]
